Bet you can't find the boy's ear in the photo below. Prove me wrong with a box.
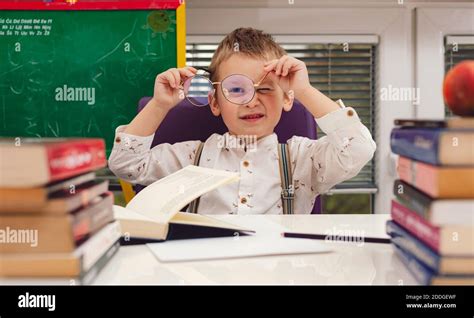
[209,90,221,116]
[282,89,294,112]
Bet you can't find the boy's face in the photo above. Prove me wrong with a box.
[209,54,293,139]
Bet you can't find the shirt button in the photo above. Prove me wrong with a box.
[115,136,121,143]
[242,160,250,167]
[347,109,354,117]
[240,197,247,204]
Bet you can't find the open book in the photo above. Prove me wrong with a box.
[114,165,254,243]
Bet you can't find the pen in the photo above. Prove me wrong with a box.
[282,232,391,244]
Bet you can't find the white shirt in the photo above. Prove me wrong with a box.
[108,103,376,215]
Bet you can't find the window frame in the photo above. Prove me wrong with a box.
[187,35,378,194]
[415,7,474,119]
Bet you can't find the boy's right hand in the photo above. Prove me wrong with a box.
[152,66,197,111]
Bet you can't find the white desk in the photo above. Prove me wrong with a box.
[93,214,417,285]
[0,214,418,285]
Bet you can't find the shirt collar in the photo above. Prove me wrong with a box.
[221,132,278,153]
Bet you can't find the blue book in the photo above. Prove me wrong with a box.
[390,127,474,166]
[392,243,474,285]
[386,221,474,275]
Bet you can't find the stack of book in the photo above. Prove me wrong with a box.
[0,138,120,284]
[387,118,474,285]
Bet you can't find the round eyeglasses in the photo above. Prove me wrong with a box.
[180,69,271,107]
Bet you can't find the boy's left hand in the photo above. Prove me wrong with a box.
[264,55,312,99]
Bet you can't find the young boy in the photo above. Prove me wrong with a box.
[108,28,376,215]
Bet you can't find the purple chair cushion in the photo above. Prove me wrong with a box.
[136,97,322,214]
[138,97,317,144]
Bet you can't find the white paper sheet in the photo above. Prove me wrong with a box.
[147,235,331,262]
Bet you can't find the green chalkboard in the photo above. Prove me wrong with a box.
[0,10,177,155]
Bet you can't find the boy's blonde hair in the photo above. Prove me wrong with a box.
[208,27,286,81]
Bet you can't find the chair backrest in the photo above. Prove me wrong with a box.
[136,97,322,214]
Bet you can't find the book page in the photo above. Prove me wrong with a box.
[126,165,239,224]
[113,205,157,223]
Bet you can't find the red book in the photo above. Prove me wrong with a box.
[390,199,474,256]
[0,138,106,187]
